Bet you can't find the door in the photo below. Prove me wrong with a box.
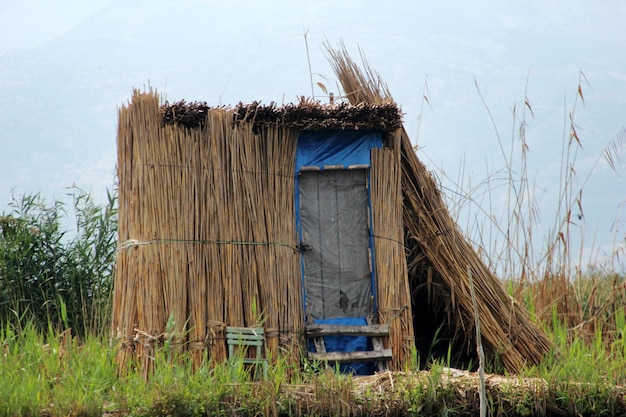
[298,168,373,321]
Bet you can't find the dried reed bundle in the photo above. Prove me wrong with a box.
[371,140,415,369]
[325,41,394,106]
[326,44,551,371]
[161,99,401,132]
[113,90,302,373]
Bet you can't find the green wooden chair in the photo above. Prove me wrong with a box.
[226,326,268,379]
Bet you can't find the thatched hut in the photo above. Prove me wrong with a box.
[112,48,551,377]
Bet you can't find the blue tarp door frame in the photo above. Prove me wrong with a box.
[295,130,383,375]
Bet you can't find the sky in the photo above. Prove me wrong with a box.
[1,0,625,273]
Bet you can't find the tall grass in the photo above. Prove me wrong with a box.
[410,73,626,412]
[0,318,316,417]
[421,73,625,330]
[0,186,117,337]
[0,322,118,417]
[1,317,624,417]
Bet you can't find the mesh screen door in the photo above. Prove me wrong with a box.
[299,169,373,320]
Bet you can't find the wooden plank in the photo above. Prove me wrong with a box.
[347,164,369,169]
[240,358,264,364]
[307,349,393,363]
[227,327,264,335]
[226,333,264,341]
[226,338,263,346]
[226,334,264,341]
[305,323,389,337]
[372,337,386,372]
[312,336,329,369]
[313,337,327,353]
[367,317,387,372]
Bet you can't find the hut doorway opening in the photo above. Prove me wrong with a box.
[295,131,383,374]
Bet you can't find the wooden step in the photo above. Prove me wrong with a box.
[305,323,389,337]
[305,323,392,369]
[308,348,393,363]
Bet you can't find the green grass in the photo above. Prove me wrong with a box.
[0,187,117,338]
[1,293,625,417]
[0,322,116,417]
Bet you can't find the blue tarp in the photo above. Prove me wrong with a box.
[296,131,383,376]
[295,131,383,171]
[309,317,375,375]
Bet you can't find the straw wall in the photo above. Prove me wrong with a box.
[113,91,302,374]
[371,132,415,370]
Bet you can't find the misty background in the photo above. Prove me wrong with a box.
[1,0,625,272]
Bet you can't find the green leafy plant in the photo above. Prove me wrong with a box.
[0,187,117,337]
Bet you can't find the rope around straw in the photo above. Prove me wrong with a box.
[117,239,299,252]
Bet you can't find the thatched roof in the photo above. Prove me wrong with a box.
[161,100,402,132]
